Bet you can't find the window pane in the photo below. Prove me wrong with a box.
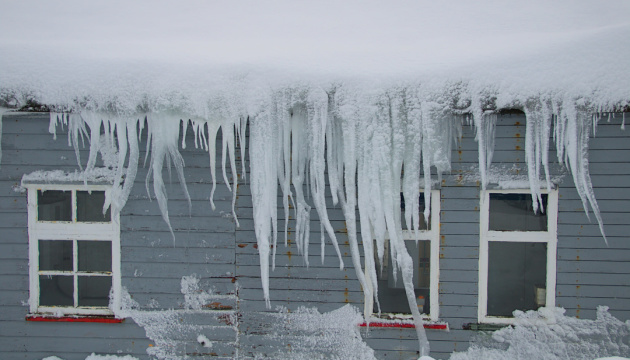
[77,191,110,222]
[78,276,111,307]
[375,240,431,315]
[401,193,430,231]
[39,240,73,271]
[489,193,548,231]
[78,241,112,272]
[39,275,74,306]
[38,190,71,221]
[487,242,547,317]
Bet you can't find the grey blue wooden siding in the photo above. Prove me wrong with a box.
[0,111,629,360]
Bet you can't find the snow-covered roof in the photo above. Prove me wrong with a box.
[1,0,629,111]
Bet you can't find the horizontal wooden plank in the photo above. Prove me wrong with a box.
[557,284,630,299]
[122,246,234,265]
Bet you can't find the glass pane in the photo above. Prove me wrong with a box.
[77,191,110,222]
[78,276,111,307]
[401,193,430,231]
[38,190,71,221]
[489,193,548,231]
[39,240,73,271]
[487,242,547,317]
[78,241,112,272]
[375,240,431,315]
[39,275,74,306]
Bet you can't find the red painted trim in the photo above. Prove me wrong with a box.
[26,315,124,323]
[358,322,448,330]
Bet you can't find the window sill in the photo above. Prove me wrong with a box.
[359,321,448,330]
[26,314,124,323]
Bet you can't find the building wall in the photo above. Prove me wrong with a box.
[0,111,628,360]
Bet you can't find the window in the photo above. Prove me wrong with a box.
[368,190,440,322]
[26,185,120,316]
[478,189,558,324]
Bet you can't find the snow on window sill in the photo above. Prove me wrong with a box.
[26,314,124,323]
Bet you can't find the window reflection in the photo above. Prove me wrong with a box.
[77,191,110,222]
[489,193,547,231]
[38,190,71,221]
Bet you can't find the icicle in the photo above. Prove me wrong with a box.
[290,105,312,265]
[145,114,192,241]
[622,112,626,130]
[471,97,496,190]
[307,90,344,269]
[249,105,278,308]
[556,102,607,243]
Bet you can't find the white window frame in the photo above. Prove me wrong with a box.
[478,188,558,324]
[366,189,441,322]
[26,184,121,316]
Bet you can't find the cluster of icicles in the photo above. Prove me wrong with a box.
[2,86,617,356]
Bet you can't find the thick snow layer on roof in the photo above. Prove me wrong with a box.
[1,0,629,110]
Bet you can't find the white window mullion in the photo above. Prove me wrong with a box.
[73,239,78,307]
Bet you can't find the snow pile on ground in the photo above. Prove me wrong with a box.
[265,305,376,360]
[450,307,630,360]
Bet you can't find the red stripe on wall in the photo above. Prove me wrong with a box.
[26,315,124,323]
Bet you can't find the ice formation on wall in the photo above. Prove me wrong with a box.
[2,82,626,355]
[116,275,237,360]
[265,305,377,360]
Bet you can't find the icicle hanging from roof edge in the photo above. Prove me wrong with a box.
[556,102,607,243]
[290,104,312,265]
[145,113,192,241]
[99,116,141,219]
[471,97,497,191]
[332,89,375,320]
[523,100,554,213]
[401,91,423,239]
[249,104,279,308]
[306,90,344,269]
[49,112,88,171]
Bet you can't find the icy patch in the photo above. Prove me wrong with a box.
[265,305,376,360]
[450,307,630,360]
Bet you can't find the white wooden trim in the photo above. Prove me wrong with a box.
[478,189,558,324]
[26,185,121,316]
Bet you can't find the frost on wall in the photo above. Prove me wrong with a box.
[4,82,626,356]
[264,305,377,360]
[116,275,237,360]
[451,307,630,360]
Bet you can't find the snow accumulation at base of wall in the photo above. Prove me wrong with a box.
[450,307,630,360]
